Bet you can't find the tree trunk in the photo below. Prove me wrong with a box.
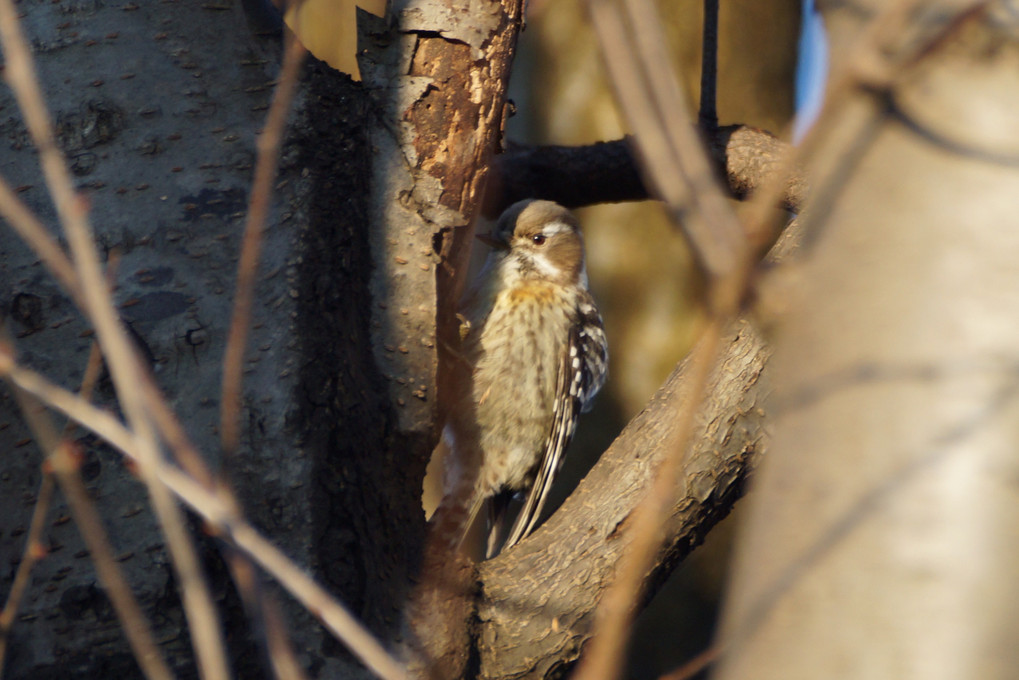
[0,3,320,676]
[715,4,1019,679]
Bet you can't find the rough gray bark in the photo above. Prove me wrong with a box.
[0,3,318,677]
[715,4,1019,679]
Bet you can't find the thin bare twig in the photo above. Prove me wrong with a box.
[262,597,308,680]
[227,551,309,680]
[0,98,292,676]
[0,176,79,298]
[699,0,718,128]
[658,645,719,680]
[48,439,177,680]
[140,375,218,488]
[578,1,757,678]
[0,3,231,677]
[571,321,726,680]
[1,335,174,680]
[0,166,225,676]
[577,3,987,680]
[221,37,306,455]
[0,324,108,670]
[579,5,969,680]
[0,355,409,680]
[0,474,54,670]
[0,275,169,676]
[211,33,310,677]
[142,329,310,679]
[739,0,942,255]
[621,0,747,294]
[590,0,746,283]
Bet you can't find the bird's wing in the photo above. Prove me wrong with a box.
[573,297,609,413]
[501,343,577,552]
[501,299,608,551]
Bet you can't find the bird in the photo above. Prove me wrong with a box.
[436,199,608,558]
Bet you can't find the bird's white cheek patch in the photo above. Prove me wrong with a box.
[530,252,560,279]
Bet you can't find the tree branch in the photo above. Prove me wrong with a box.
[483,126,805,218]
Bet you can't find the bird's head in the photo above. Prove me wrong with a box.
[479,200,587,287]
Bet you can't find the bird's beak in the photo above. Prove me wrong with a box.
[476,232,510,251]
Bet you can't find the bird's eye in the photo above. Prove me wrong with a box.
[532,234,546,245]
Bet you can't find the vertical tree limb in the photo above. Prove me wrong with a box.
[353,1,525,676]
[359,0,525,441]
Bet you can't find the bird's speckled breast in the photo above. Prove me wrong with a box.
[469,281,575,492]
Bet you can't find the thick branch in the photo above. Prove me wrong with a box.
[483,125,805,217]
[477,320,770,679]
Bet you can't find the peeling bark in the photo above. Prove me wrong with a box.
[358,0,525,441]
[354,1,525,676]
